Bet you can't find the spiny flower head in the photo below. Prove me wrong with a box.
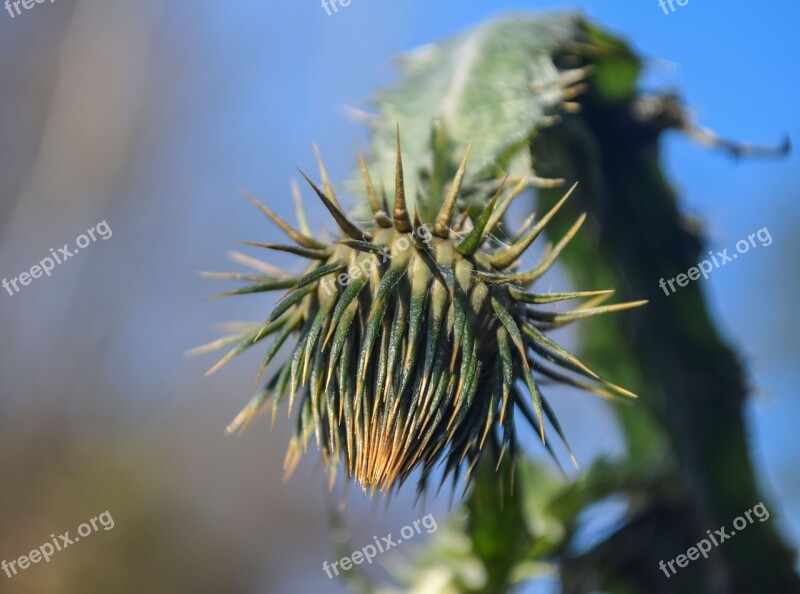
[193,131,645,497]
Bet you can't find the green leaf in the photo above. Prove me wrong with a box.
[354,12,587,220]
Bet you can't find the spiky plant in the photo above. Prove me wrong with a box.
[193,131,645,497]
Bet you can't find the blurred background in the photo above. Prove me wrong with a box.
[0,1,797,592]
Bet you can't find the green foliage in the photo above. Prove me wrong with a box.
[355,12,589,220]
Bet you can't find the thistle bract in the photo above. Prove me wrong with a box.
[194,132,645,496]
